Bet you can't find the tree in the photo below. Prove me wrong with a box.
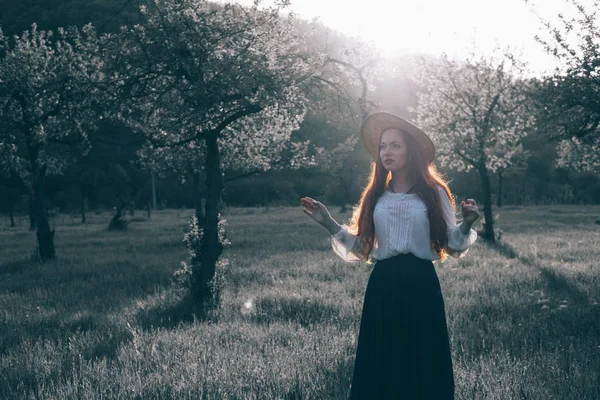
[0,23,103,260]
[0,170,24,227]
[300,28,384,211]
[316,133,361,212]
[491,142,529,207]
[101,0,349,315]
[555,136,600,174]
[530,0,600,173]
[411,52,534,241]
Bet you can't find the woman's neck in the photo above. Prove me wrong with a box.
[390,170,412,189]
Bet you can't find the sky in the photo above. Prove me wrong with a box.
[222,0,597,77]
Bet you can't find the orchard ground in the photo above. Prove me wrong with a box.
[1,205,599,399]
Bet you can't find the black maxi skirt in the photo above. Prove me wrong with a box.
[348,252,455,400]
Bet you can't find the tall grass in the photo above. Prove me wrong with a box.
[0,205,599,399]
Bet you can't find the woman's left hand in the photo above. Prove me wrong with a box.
[460,199,481,225]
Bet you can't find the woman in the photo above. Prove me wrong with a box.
[301,112,480,399]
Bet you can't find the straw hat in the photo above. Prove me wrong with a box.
[360,112,435,165]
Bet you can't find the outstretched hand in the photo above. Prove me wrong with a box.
[301,197,332,226]
[460,198,481,225]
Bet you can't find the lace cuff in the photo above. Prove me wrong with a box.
[331,225,364,262]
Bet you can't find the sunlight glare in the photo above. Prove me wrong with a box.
[222,0,586,76]
[241,298,254,315]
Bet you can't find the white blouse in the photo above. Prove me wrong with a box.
[331,185,478,262]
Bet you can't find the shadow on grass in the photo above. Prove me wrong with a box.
[134,294,197,330]
[252,296,343,328]
[454,284,600,364]
[0,254,178,359]
[485,240,590,304]
[0,258,38,275]
[537,267,589,303]
[0,313,131,364]
[486,240,519,259]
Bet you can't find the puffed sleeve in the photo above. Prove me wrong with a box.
[331,225,366,262]
[438,187,478,258]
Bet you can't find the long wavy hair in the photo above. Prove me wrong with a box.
[347,129,456,262]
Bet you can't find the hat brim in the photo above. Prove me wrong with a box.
[360,112,435,165]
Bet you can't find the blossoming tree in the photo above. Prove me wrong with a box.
[531,0,600,174]
[412,53,533,241]
[0,23,103,260]
[101,0,354,314]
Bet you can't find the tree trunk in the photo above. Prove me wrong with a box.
[28,191,36,231]
[263,192,270,212]
[192,134,224,314]
[9,202,15,227]
[340,173,354,213]
[34,166,56,261]
[151,173,157,210]
[109,202,129,230]
[193,170,205,226]
[340,202,347,213]
[80,191,86,224]
[497,170,503,208]
[478,165,495,242]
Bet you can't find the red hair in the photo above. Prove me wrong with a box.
[347,130,456,262]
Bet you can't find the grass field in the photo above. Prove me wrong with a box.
[1,205,599,399]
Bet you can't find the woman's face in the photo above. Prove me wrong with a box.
[379,128,408,172]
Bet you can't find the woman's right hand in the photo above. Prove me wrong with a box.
[301,197,332,226]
